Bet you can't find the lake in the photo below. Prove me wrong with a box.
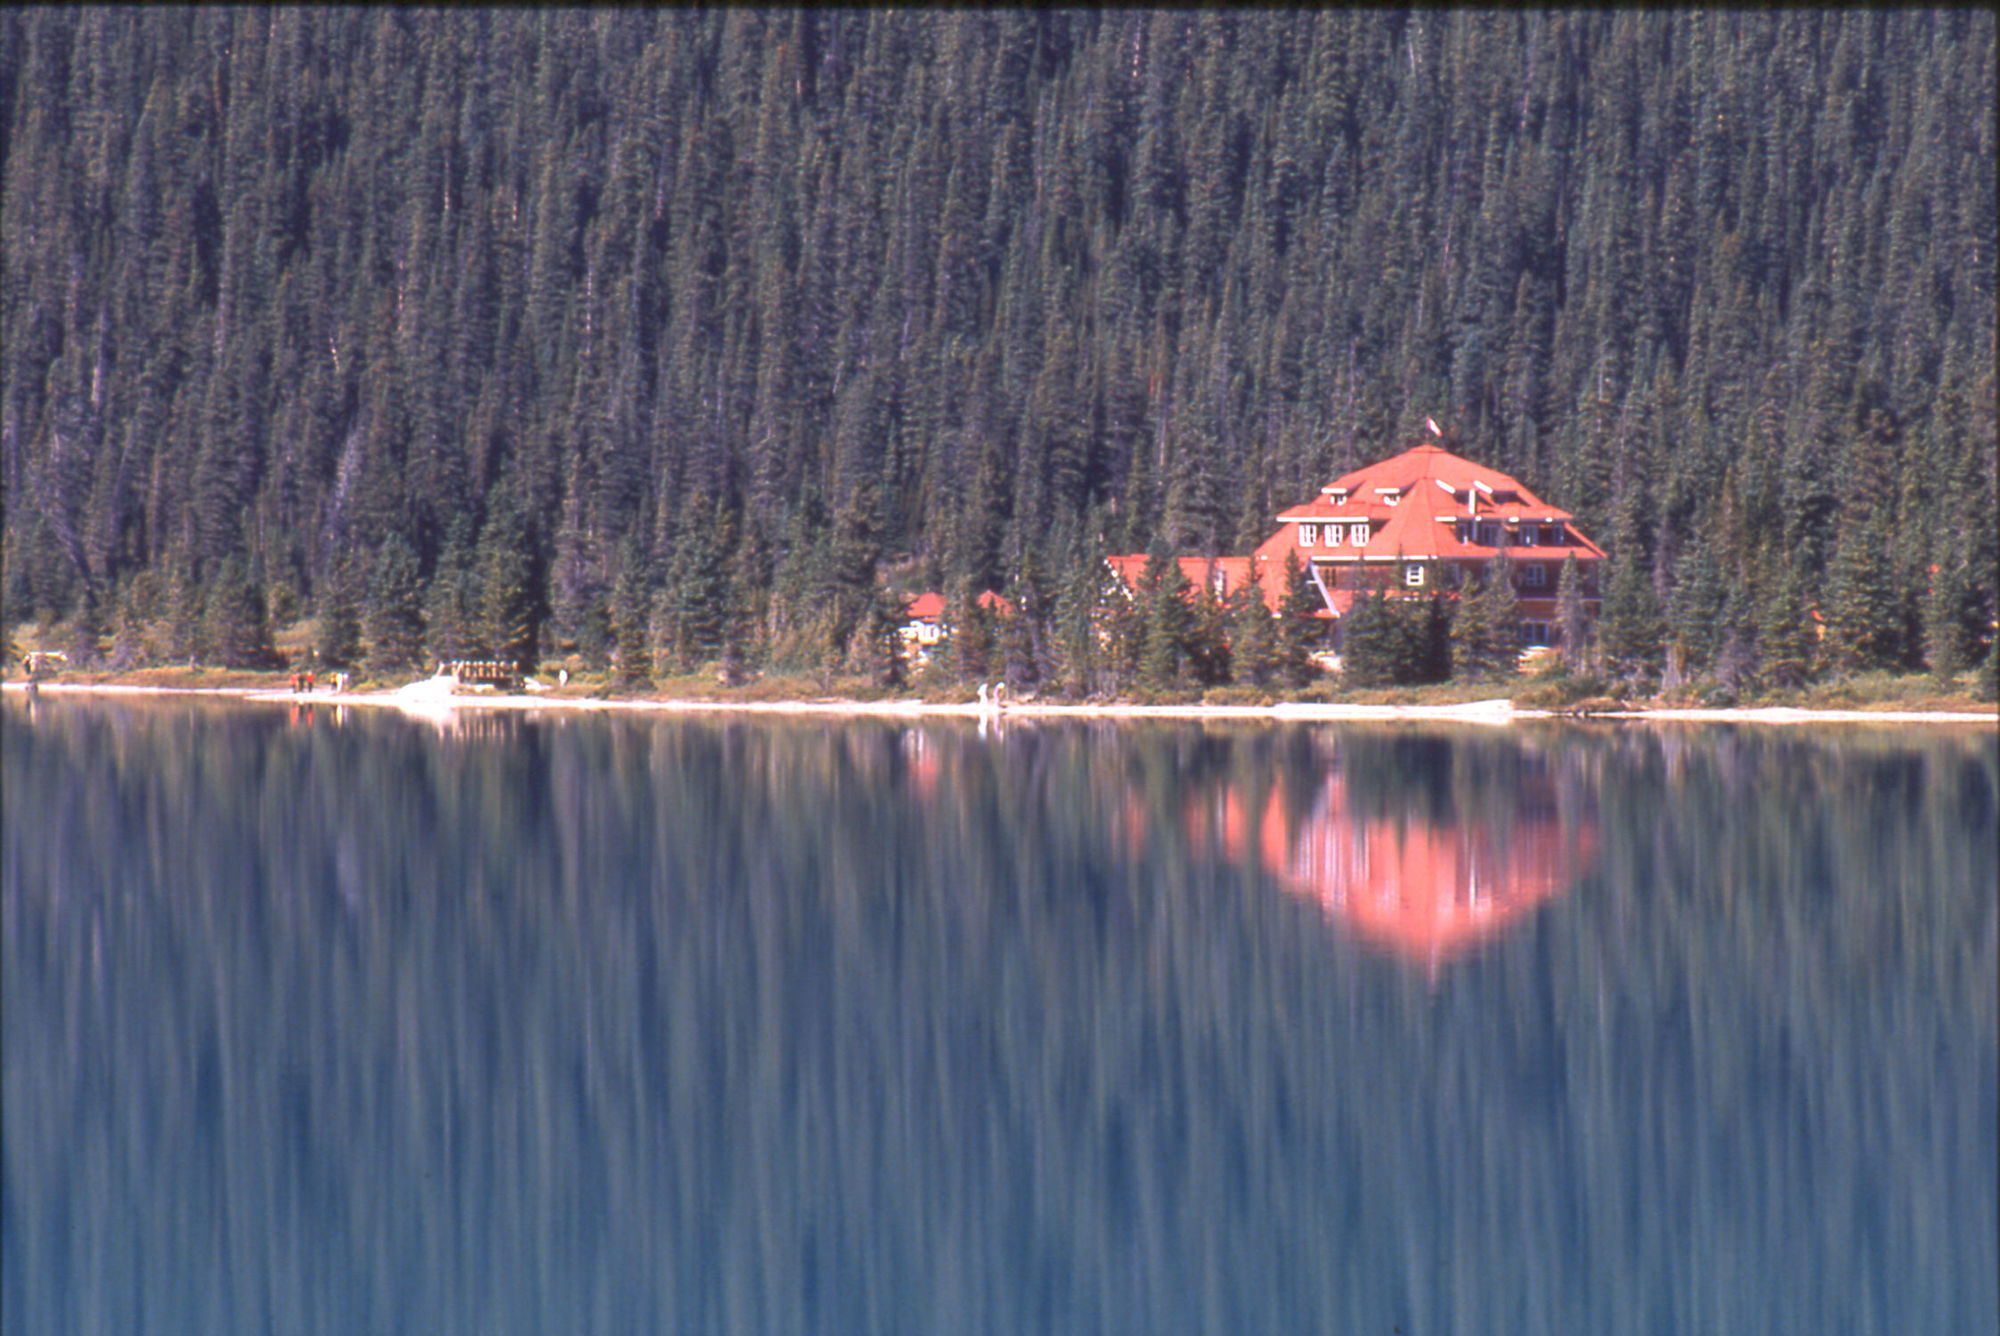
[3,697,1994,1335]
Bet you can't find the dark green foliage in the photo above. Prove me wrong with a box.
[1229,573,1278,690]
[1452,557,1523,681]
[423,519,480,667]
[1137,553,1193,692]
[611,538,654,685]
[314,565,362,670]
[861,587,908,691]
[2,11,1992,689]
[1274,555,1321,690]
[1557,555,1590,671]
[201,557,274,669]
[658,505,734,675]
[1921,555,1980,684]
[1339,591,1405,689]
[475,484,539,671]
[66,593,104,668]
[1822,521,1903,674]
[1756,564,1817,691]
[1598,555,1664,686]
[364,536,425,677]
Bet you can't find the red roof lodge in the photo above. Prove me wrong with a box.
[1108,437,1605,653]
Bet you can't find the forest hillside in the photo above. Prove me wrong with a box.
[3,10,1994,690]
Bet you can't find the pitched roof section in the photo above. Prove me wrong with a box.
[1259,441,1606,566]
[1103,554,1285,613]
[903,589,1015,622]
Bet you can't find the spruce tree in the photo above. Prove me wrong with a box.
[1229,570,1278,689]
[1453,555,1522,681]
[1556,554,1590,671]
[1340,590,1399,688]
[1756,563,1817,691]
[1137,553,1192,692]
[1822,519,1902,674]
[363,535,425,676]
[476,485,538,670]
[1921,555,1976,685]
[611,535,654,684]
[1274,553,1320,689]
[315,562,362,669]
[1598,553,1664,687]
[202,556,274,669]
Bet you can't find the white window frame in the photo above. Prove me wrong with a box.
[1351,523,1369,546]
[1299,523,1318,547]
[1404,563,1424,587]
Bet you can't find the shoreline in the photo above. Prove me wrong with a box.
[5,679,1994,726]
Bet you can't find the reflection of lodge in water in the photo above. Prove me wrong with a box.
[1177,757,1598,967]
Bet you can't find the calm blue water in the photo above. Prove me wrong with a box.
[4,698,1995,1335]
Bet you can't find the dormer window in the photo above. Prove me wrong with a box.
[1404,563,1425,587]
[1518,524,1539,546]
[1548,522,1567,546]
[1299,523,1318,547]
[1350,523,1369,546]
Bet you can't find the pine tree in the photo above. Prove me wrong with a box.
[1822,519,1902,674]
[476,484,539,670]
[1756,562,1816,691]
[1556,554,1590,670]
[424,516,480,666]
[1137,552,1193,692]
[1921,554,1976,684]
[363,534,425,676]
[1229,569,1278,688]
[315,562,362,669]
[611,535,654,684]
[1340,589,1400,687]
[862,585,908,690]
[66,590,105,668]
[202,556,273,669]
[1274,553,1320,689]
[1452,555,1522,681]
[1597,552,1663,686]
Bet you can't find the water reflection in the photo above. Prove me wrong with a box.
[1265,761,1596,966]
[3,700,1994,1336]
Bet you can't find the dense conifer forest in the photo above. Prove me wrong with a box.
[3,10,1994,692]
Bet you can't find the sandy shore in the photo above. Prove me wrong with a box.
[5,678,1994,726]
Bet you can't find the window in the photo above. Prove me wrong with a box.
[1521,563,1547,588]
[1352,523,1370,546]
[1327,523,1343,547]
[1548,523,1567,546]
[1299,523,1318,547]
[1518,524,1539,546]
[1477,522,1503,547]
[1455,519,1474,544]
[1521,621,1551,646]
[1404,563,1424,587]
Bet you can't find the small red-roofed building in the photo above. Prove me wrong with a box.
[900,589,1015,665]
[1249,439,1605,650]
